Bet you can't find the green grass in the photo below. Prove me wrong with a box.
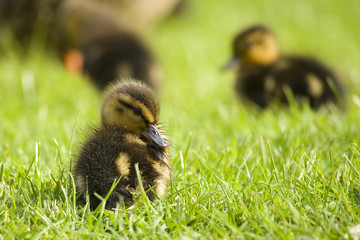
[1,0,360,239]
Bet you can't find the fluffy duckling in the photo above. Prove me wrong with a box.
[223,25,345,109]
[74,80,170,210]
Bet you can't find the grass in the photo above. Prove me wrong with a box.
[1,0,360,239]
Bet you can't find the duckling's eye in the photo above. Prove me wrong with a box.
[246,41,255,49]
[132,108,141,116]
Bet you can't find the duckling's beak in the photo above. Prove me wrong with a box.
[144,124,169,149]
[221,57,240,71]
[63,49,84,73]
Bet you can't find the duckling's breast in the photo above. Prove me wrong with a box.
[74,127,170,208]
[236,65,272,108]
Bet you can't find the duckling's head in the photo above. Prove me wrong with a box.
[223,25,280,69]
[101,80,168,148]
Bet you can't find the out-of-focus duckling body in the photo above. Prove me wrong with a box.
[0,0,162,91]
[225,25,344,109]
[79,33,160,90]
[74,80,170,210]
[54,0,163,90]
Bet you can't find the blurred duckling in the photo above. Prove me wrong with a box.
[223,25,345,109]
[0,0,162,90]
[78,33,161,90]
[74,80,170,210]
[56,0,163,90]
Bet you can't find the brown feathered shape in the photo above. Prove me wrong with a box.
[224,25,345,110]
[74,80,170,210]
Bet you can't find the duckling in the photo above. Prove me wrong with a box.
[0,0,162,90]
[78,33,161,90]
[55,0,162,90]
[223,25,345,109]
[54,0,164,90]
[74,80,170,210]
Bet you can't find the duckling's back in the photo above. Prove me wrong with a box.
[269,56,344,109]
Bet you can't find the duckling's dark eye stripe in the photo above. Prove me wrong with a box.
[119,100,148,122]
[119,100,133,109]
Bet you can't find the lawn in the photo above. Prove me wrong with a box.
[1,0,360,239]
